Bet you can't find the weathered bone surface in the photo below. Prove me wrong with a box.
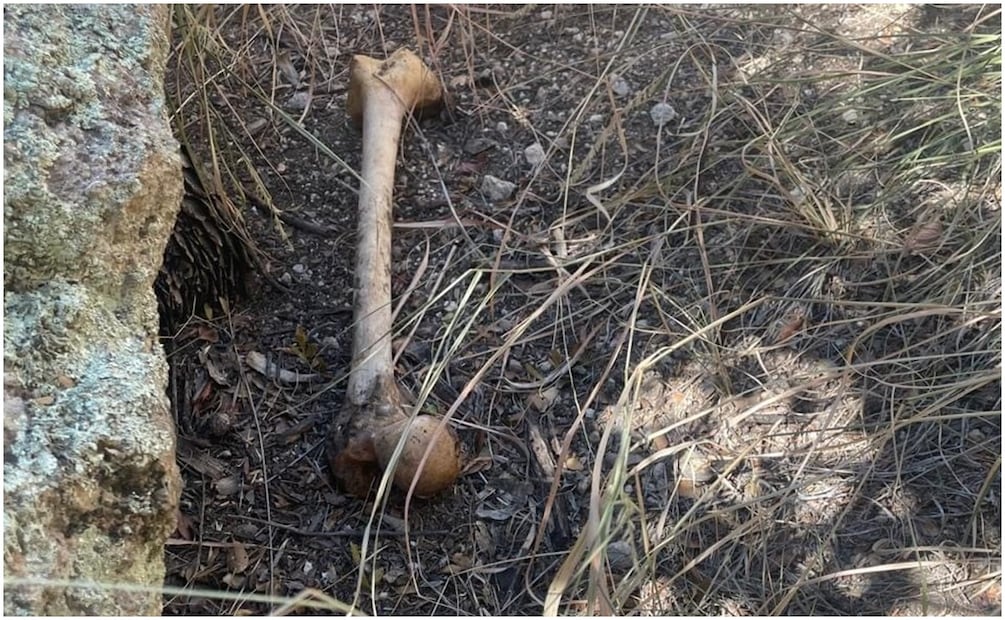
[327,49,461,498]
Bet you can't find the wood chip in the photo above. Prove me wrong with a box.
[528,420,556,479]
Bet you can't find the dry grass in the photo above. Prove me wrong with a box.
[163,4,1000,615]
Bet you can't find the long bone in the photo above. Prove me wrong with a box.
[327,49,460,498]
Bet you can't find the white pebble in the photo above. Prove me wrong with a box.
[842,109,859,124]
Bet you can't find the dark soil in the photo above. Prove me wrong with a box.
[162,5,1001,615]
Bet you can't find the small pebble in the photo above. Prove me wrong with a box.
[842,109,859,124]
[286,90,311,110]
[588,114,604,124]
[650,102,677,126]
[609,73,632,97]
[292,263,306,274]
[540,9,553,19]
[481,175,516,202]
[495,121,509,134]
[464,137,495,155]
[524,142,546,167]
[606,541,634,572]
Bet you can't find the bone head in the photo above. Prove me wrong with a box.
[347,48,443,126]
[373,415,461,497]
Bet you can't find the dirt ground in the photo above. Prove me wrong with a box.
[161,5,1001,615]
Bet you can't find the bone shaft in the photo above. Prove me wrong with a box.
[346,96,407,406]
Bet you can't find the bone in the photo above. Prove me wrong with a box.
[327,49,460,498]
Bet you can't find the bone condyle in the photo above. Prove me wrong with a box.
[327,49,461,498]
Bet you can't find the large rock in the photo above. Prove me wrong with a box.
[3,5,181,615]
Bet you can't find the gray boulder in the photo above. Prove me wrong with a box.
[4,5,182,615]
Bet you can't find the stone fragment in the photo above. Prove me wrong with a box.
[609,73,632,97]
[650,102,677,126]
[524,142,546,167]
[481,175,517,202]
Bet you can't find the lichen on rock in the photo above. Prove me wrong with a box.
[3,5,182,615]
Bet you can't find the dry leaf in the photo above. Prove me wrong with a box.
[228,541,250,574]
[548,349,564,368]
[292,324,324,371]
[904,219,943,253]
[245,350,321,385]
[183,324,219,343]
[202,357,231,386]
[528,422,556,479]
[474,521,495,556]
[770,303,809,345]
[504,358,523,380]
[447,552,475,572]
[475,505,519,521]
[276,49,300,88]
[564,455,584,471]
[528,385,560,412]
[191,379,214,414]
[460,454,494,475]
[475,486,528,522]
[774,311,806,344]
[677,448,715,483]
[455,159,486,175]
[174,509,194,541]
